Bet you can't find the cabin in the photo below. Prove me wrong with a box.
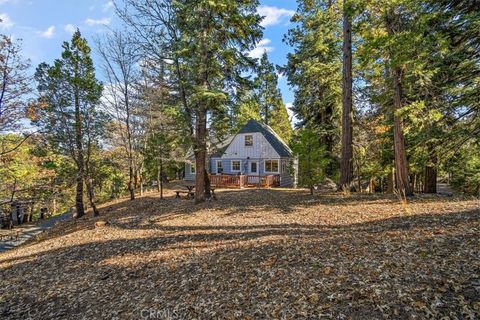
[185,119,297,188]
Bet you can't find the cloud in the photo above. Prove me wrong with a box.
[0,12,13,30]
[257,6,295,27]
[248,38,273,59]
[285,102,298,125]
[102,1,114,12]
[38,25,55,38]
[85,17,111,26]
[64,24,76,34]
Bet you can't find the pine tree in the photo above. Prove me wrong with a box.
[284,0,341,176]
[255,52,293,142]
[33,30,104,217]
[339,0,354,189]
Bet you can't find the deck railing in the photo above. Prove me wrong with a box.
[209,174,280,188]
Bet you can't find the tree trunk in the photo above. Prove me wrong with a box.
[86,178,99,216]
[195,108,207,203]
[74,89,85,219]
[385,13,413,197]
[204,168,211,199]
[128,166,135,200]
[424,150,437,193]
[339,0,354,189]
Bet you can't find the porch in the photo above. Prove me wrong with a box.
[208,174,280,189]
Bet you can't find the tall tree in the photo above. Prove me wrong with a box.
[0,35,31,157]
[339,0,354,188]
[255,52,293,142]
[284,0,341,177]
[33,30,104,217]
[96,30,141,201]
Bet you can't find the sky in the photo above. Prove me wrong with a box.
[0,0,298,118]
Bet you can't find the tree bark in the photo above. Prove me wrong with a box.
[339,0,354,189]
[74,89,85,218]
[195,108,207,203]
[386,15,413,197]
[86,178,99,216]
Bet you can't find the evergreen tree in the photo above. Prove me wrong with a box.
[255,52,293,142]
[284,0,342,177]
[33,30,105,217]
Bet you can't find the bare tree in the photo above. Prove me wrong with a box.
[96,30,142,200]
[0,35,31,157]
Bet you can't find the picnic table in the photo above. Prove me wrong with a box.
[175,185,195,199]
[174,185,217,200]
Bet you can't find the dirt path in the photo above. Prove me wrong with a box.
[0,212,71,253]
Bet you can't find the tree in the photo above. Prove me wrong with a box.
[255,52,293,143]
[96,30,141,201]
[0,35,32,157]
[291,128,329,195]
[33,30,104,217]
[284,0,341,177]
[339,0,354,189]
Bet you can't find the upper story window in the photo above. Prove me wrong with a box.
[190,163,196,174]
[244,134,253,146]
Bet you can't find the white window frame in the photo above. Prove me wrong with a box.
[190,163,196,174]
[216,160,223,174]
[231,160,241,172]
[244,134,253,146]
[264,159,279,174]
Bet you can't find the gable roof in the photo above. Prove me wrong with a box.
[237,119,293,157]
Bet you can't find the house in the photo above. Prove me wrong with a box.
[185,119,297,188]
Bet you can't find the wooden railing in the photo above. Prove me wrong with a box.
[209,174,280,188]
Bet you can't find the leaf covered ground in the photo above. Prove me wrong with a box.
[0,188,479,319]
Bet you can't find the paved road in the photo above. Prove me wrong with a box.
[0,212,71,253]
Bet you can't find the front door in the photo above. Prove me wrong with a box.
[249,161,258,175]
[248,161,259,184]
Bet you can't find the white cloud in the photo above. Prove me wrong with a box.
[38,25,55,38]
[64,24,76,34]
[0,13,13,30]
[102,0,114,12]
[285,102,298,125]
[85,17,111,26]
[248,38,273,59]
[257,6,295,27]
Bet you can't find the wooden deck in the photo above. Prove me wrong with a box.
[208,174,280,189]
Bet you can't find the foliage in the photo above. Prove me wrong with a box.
[291,128,330,193]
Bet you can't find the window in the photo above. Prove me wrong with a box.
[245,135,253,146]
[231,160,241,172]
[216,160,223,174]
[264,160,279,173]
[190,163,196,174]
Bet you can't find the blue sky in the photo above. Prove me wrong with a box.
[0,0,297,116]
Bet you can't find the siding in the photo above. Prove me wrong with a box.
[222,132,279,159]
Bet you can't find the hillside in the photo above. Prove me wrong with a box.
[0,189,479,319]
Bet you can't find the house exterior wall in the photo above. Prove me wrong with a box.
[222,132,280,159]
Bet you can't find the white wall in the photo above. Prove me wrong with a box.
[222,132,279,159]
